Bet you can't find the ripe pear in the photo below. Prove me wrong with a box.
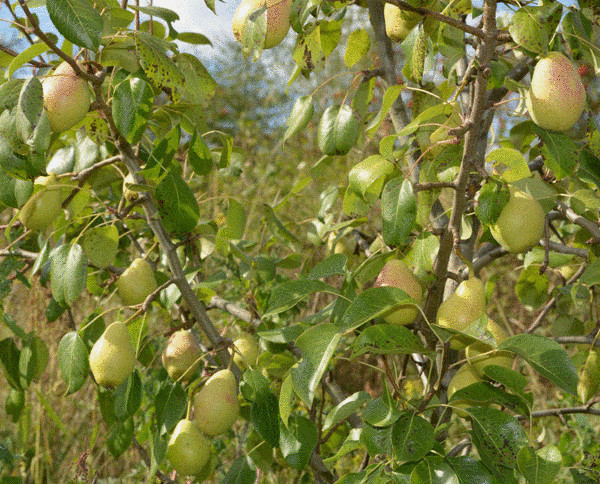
[42,61,91,132]
[374,259,423,325]
[384,4,421,42]
[447,363,481,417]
[18,174,62,232]
[162,329,202,382]
[193,369,239,436]
[526,52,586,132]
[166,419,211,476]
[490,189,545,253]
[232,0,292,49]
[117,257,157,306]
[89,322,136,388]
[232,332,259,369]
[437,276,486,349]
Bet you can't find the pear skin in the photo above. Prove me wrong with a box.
[167,419,210,476]
[42,61,91,132]
[162,330,202,382]
[18,175,62,232]
[117,257,157,306]
[194,369,239,436]
[374,259,423,325]
[232,332,259,369]
[232,0,292,49]
[89,322,136,388]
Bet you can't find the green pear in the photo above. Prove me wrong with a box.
[526,52,586,132]
[166,419,211,476]
[89,322,136,388]
[42,61,91,132]
[384,4,421,42]
[232,332,259,369]
[437,276,486,348]
[117,257,157,306]
[374,259,423,325]
[162,329,202,382]
[447,363,481,417]
[18,174,62,232]
[193,369,239,436]
[490,189,545,253]
[232,0,292,49]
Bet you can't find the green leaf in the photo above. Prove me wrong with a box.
[363,391,401,427]
[113,371,142,421]
[291,323,340,406]
[487,148,531,182]
[264,279,341,317]
[249,380,280,447]
[469,407,529,473]
[5,388,25,422]
[361,423,392,457]
[81,225,119,269]
[580,259,600,286]
[0,337,22,390]
[57,331,88,394]
[47,0,103,50]
[366,85,403,138]
[155,169,199,235]
[392,412,434,463]
[515,266,549,309]
[348,155,394,198]
[476,181,510,225]
[154,381,186,433]
[352,323,428,357]
[410,455,458,484]
[318,104,359,156]
[50,243,88,307]
[518,445,562,484]
[187,131,213,175]
[223,456,257,483]
[381,178,416,247]
[176,32,212,45]
[112,77,153,144]
[509,7,549,55]
[279,414,318,470]
[107,417,134,457]
[344,29,370,68]
[307,253,347,280]
[337,286,415,333]
[447,456,496,484]
[498,334,578,395]
[449,381,530,416]
[177,53,217,103]
[6,44,48,80]
[19,335,49,387]
[133,5,179,23]
[216,198,246,251]
[322,391,369,432]
[279,374,294,428]
[284,95,314,142]
[534,127,577,180]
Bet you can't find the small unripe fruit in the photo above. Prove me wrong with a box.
[162,330,202,382]
[167,419,210,476]
[384,4,421,42]
[232,0,292,49]
[117,257,157,306]
[526,53,586,132]
[42,61,91,132]
[89,322,136,388]
[194,369,239,436]
[374,259,423,325]
[447,363,481,417]
[490,189,545,253]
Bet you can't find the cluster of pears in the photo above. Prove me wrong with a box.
[373,259,424,326]
[526,52,586,132]
[232,0,292,49]
[161,329,241,477]
[42,61,92,132]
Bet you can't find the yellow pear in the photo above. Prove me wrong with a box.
[42,61,91,132]
[374,259,423,325]
[117,257,157,306]
[490,189,545,253]
[232,332,259,369]
[193,369,239,436]
[384,4,421,42]
[18,174,62,232]
[526,52,586,132]
[89,322,136,388]
[447,363,481,417]
[166,419,210,476]
[162,330,202,382]
[232,0,292,49]
[437,276,485,349]
[466,342,513,375]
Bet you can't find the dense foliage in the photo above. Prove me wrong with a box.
[1,0,600,482]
